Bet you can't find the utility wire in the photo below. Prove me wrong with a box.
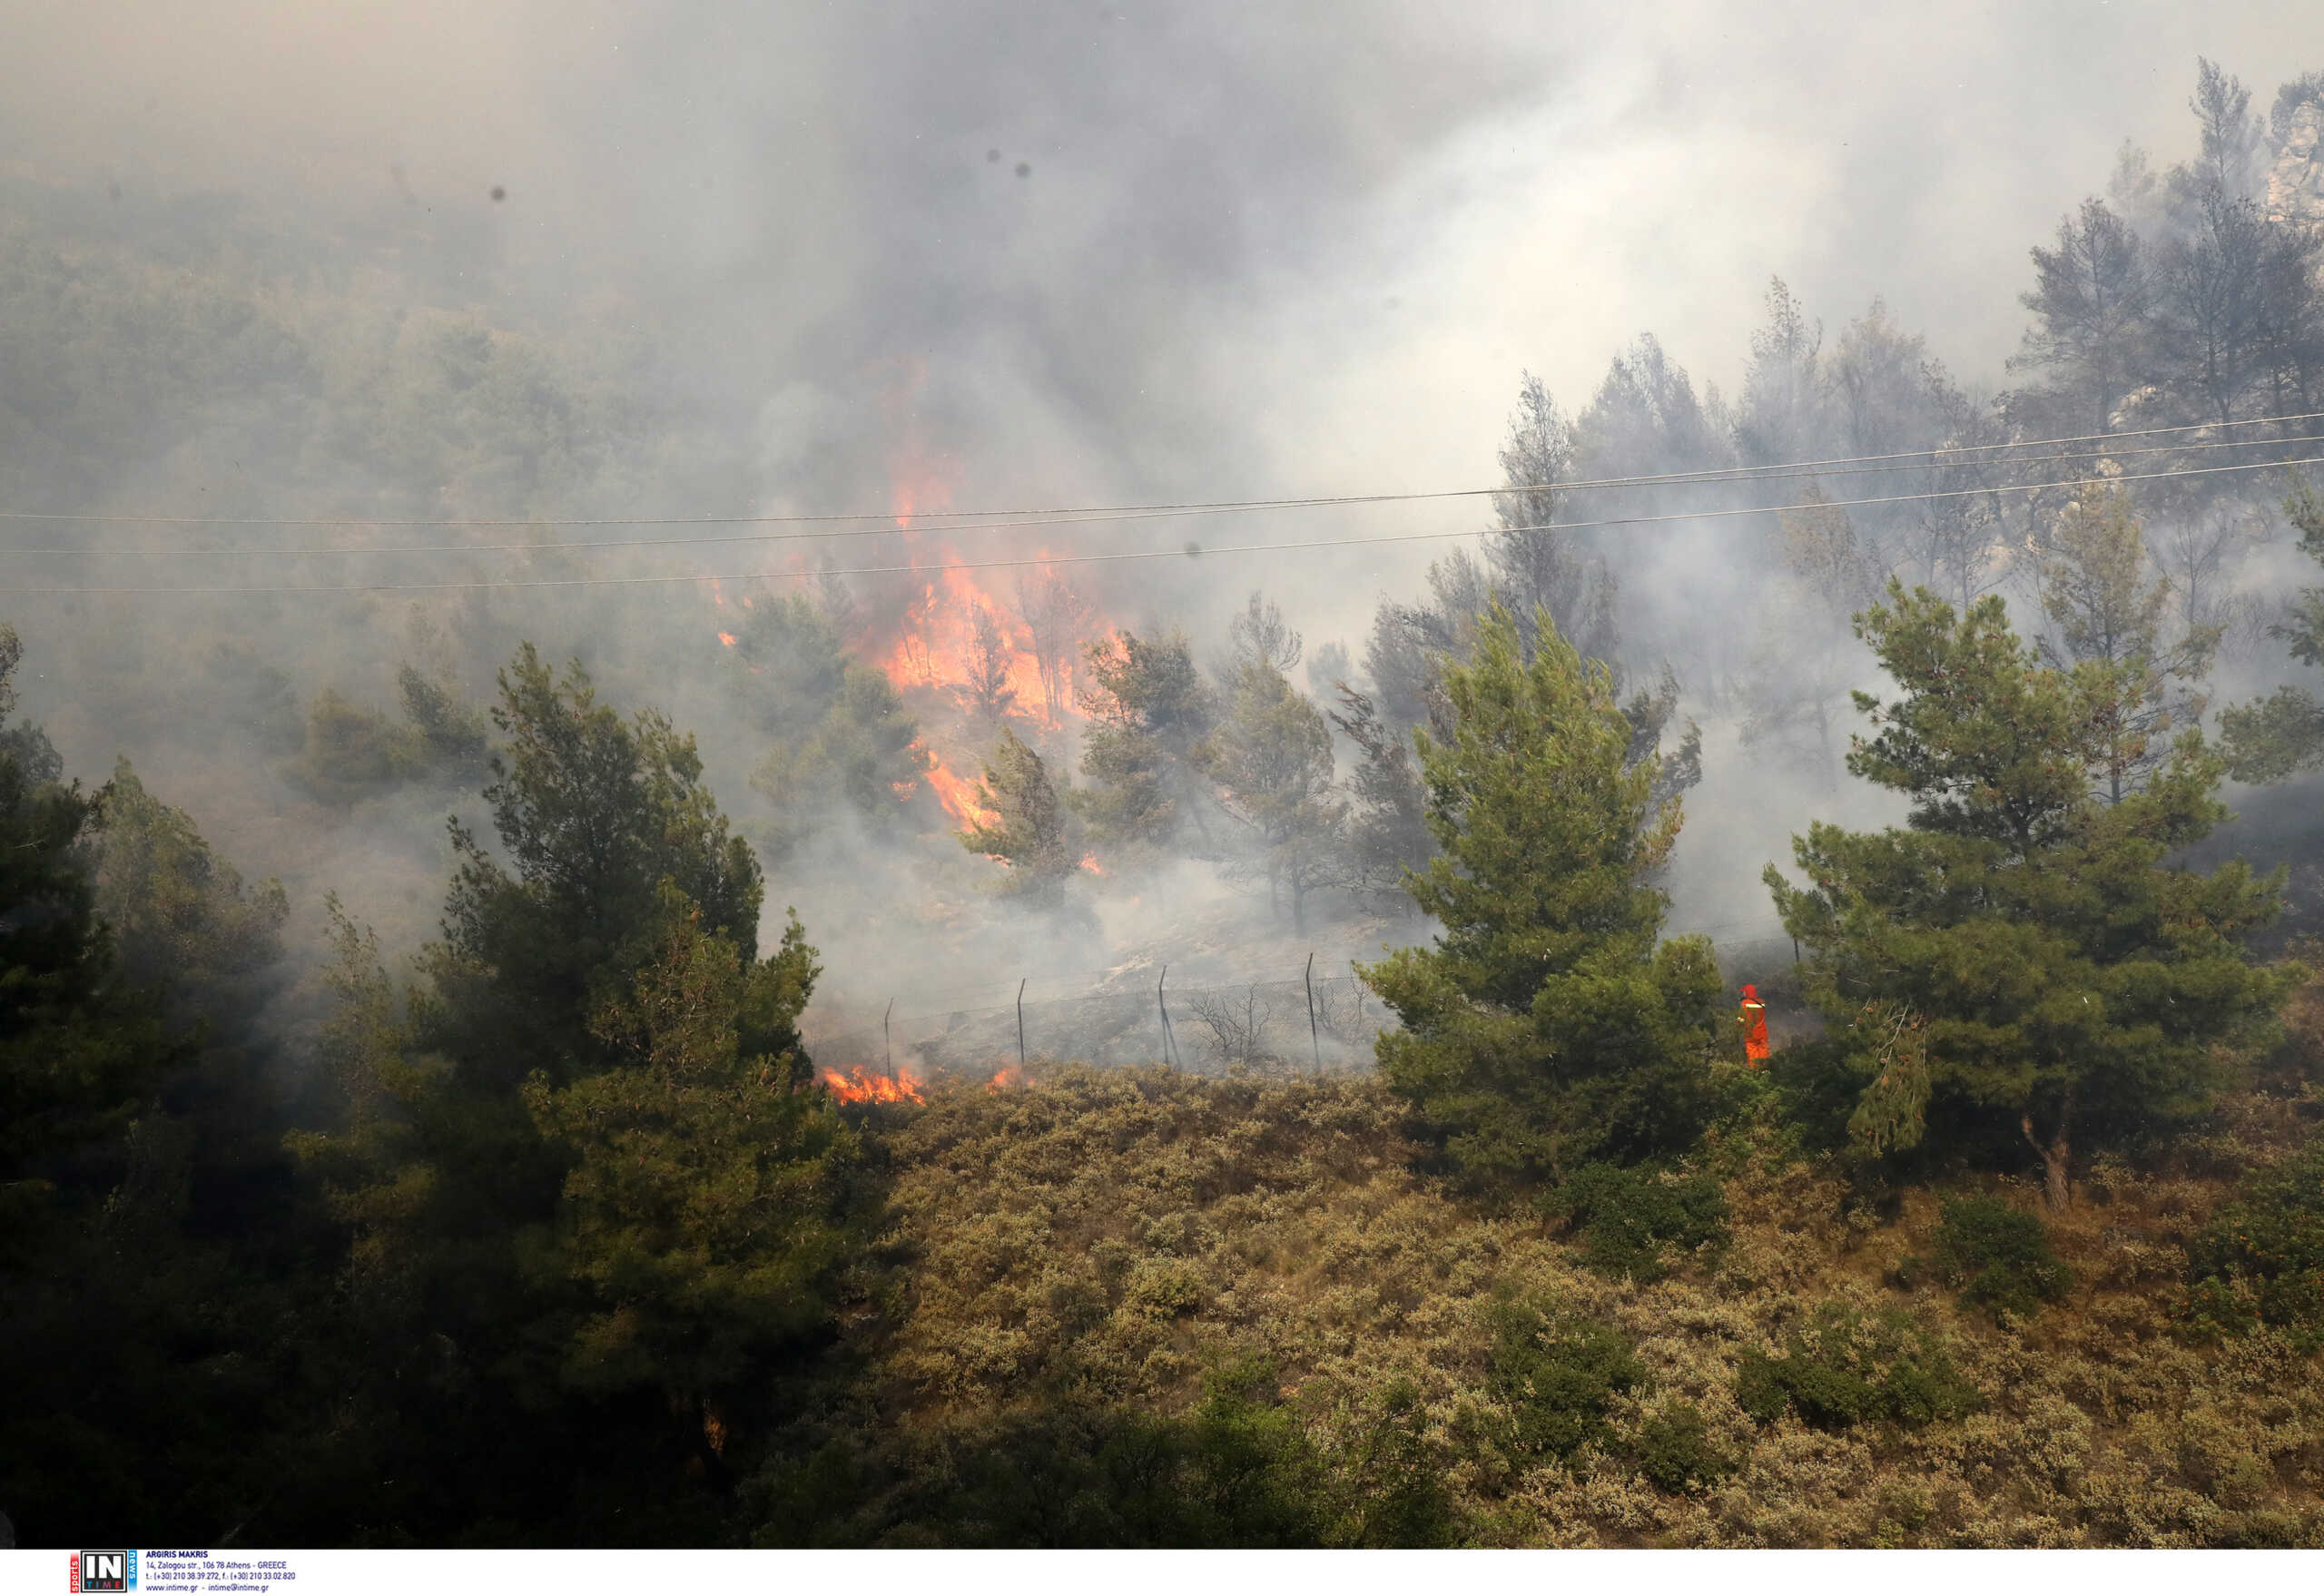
[15,451,2319,597]
[1,408,2317,540]
[7,431,2309,561]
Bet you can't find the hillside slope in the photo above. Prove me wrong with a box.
[753,1052,2324,1548]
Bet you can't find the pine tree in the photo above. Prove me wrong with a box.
[2011,198,2152,436]
[1328,685,1433,897]
[522,883,852,1471]
[1766,582,2289,1209]
[2221,478,2324,782]
[1072,628,1213,855]
[1361,604,1720,1188]
[0,628,175,1246]
[1198,661,1348,931]
[960,729,1078,905]
[2037,485,2216,805]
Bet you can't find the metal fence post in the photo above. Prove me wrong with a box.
[1157,964,1174,1069]
[1305,951,1320,1073]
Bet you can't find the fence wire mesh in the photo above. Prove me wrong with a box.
[807,970,1395,1083]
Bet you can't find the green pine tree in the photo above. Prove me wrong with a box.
[2221,477,2324,783]
[1767,582,2290,1208]
[1360,603,1721,1189]
[1198,660,1348,932]
[1072,628,1213,857]
[960,729,1078,905]
[521,882,853,1473]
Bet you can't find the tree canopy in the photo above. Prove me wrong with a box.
[1767,582,2290,1207]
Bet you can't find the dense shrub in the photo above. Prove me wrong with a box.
[1630,1400,1731,1494]
[1341,1379,1462,1547]
[1908,1196,2073,1319]
[1735,1303,1979,1432]
[1550,1162,1728,1281]
[2181,1138,2324,1348]
[1482,1294,1644,1462]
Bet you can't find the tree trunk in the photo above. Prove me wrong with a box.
[2022,1084,2076,1211]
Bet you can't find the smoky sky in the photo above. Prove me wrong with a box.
[1,1,2315,625]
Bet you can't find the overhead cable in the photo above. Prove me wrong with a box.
[14,451,2319,597]
[6,430,2311,561]
[0,409,2317,541]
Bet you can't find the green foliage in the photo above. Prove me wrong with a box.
[1482,1293,1644,1463]
[1631,1400,1731,1495]
[288,687,423,804]
[522,884,856,1404]
[846,1367,1336,1549]
[2038,486,2215,806]
[288,668,492,806]
[2181,1136,2324,1347]
[1735,1303,1979,1432]
[1550,1161,1728,1282]
[960,729,1077,905]
[2221,685,2324,784]
[433,644,763,1091]
[1197,659,1347,930]
[398,663,490,776]
[1326,683,1433,896]
[739,596,929,855]
[0,628,177,1241]
[2221,478,2324,783]
[1341,1379,1462,1546]
[1364,603,1719,1188]
[1768,582,2290,1207]
[1910,1196,2074,1319]
[1072,628,1213,855]
[272,648,862,1537]
[90,759,288,1017]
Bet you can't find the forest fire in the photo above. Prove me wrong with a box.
[877,567,1051,722]
[822,1065,925,1106]
[988,1065,1024,1090]
[917,743,997,829]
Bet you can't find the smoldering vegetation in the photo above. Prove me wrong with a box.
[6,16,2324,1551]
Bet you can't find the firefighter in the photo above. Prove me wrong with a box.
[1738,982,1770,1068]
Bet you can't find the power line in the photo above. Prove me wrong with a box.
[15,451,2318,597]
[8,430,2310,562]
[2,409,2318,542]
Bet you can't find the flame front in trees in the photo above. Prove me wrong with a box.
[877,569,1049,724]
[822,1065,925,1106]
[917,742,999,830]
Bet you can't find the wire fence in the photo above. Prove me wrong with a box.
[806,965,1393,1083]
[801,911,1806,1085]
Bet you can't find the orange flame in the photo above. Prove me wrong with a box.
[1080,852,1102,874]
[717,632,738,647]
[921,746,998,830]
[822,1065,925,1106]
[989,1065,1024,1090]
[876,570,1052,724]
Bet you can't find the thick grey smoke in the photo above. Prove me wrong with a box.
[3,2,2319,1066]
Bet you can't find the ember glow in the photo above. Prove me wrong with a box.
[822,1065,925,1106]
[717,632,737,647]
